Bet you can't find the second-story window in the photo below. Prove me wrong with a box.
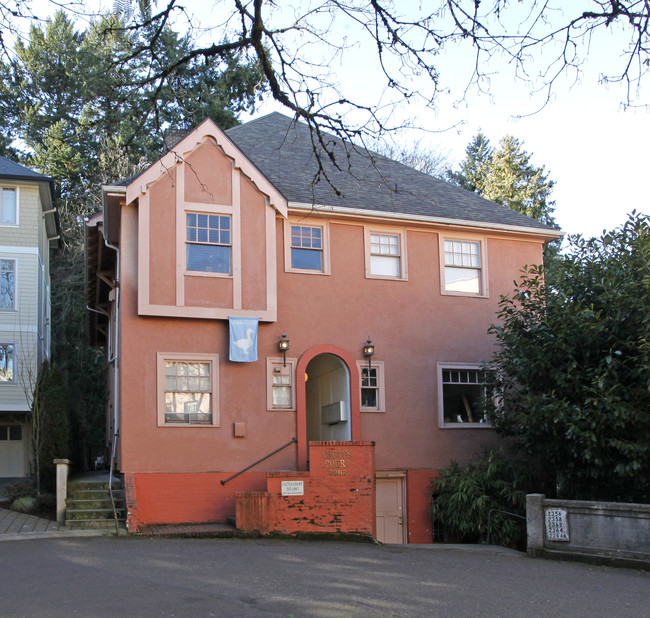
[0,260,15,310]
[1,188,17,225]
[0,343,15,382]
[443,239,483,295]
[290,225,323,270]
[186,213,231,274]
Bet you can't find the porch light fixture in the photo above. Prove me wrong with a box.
[278,332,290,367]
[363,337,375,371]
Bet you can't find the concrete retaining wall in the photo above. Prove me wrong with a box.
[527,493,650,568]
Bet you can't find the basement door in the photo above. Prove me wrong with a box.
[376,475,406,544]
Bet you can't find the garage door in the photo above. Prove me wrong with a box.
[0,425,26,477]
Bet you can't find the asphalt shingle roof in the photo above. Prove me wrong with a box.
[226,112,556,232]
[0,156,51,182]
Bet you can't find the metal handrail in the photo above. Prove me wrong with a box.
[220,437,297,485]
[486,508,527,545]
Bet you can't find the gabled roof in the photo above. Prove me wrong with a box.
[0,155,51,182]
[0,155,60,247]
[226,112,560,235]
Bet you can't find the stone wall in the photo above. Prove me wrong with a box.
[527,494,650,568]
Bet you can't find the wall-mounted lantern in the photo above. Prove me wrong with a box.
[278,332,290,367]
[363,337,375,371]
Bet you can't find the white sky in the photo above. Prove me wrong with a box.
[21,1,650,238]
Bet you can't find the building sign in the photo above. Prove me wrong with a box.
[545,508,570,541]
[323,448,352,476]
[281,480,304,496]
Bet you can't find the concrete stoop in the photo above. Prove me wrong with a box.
[66,477,126,530]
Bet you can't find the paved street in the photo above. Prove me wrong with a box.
[0,537,648,617]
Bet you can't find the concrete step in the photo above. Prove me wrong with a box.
[68,478,123,492]
[67,488,125,501]
[66,518,125,530]
[67,498,125,510]
[66,507,126,521]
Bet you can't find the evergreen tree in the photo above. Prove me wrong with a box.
[0,10,266,470]
[482,136,556,228]
[447,131,492,193]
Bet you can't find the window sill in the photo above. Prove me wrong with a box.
[439,423,492,429]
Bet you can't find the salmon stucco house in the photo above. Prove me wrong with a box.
[85,113,560,542]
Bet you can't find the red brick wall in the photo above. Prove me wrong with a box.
[124,471,267,532]
[237,441,376,538]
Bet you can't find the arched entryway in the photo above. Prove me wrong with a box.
[305,354,351,443]
[296,345,361,469]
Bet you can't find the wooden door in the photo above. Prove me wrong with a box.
[376,476,406,544]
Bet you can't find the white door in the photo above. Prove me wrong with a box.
[376,476,406,544]
[0,425,26,477]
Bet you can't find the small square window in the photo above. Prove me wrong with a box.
[357,360,385,412]
[438,364,491,427]
[1,188,16,225]
[267,358,296,410]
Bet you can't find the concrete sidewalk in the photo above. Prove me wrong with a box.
[0,507,122,541]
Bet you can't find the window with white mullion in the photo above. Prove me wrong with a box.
[370,233,401,277]
[443,239,482,294]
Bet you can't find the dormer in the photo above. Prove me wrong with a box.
[125,119,287,322]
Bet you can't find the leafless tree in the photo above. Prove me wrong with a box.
[2,1,648,172]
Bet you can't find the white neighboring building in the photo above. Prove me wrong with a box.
[0,156,59,478]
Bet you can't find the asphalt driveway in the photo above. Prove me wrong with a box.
[0,537,648,617]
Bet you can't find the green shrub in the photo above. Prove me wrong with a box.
[2,480,36,501]
[11,496,37,513]
[431,448,529,547]
[34,493,56,511]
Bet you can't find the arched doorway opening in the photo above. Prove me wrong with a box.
[295,345,361,469]
[305,353,351,443]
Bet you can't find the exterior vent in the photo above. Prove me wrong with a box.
[321,401,347,425]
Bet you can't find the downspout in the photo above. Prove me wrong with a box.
[103,237,120,533]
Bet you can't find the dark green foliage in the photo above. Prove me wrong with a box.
[33,361,70,492]
[486,212,650,502]
[11,496,36,513]
[1,480,36,501]
[431,448,529,547]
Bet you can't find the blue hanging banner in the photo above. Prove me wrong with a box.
[229,317,259,362]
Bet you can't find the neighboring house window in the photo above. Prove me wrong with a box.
[438,364,490,427]
[0,259,15,310]
[365,229,407,279]
[157,353,219,426]
[357,360,385,412]
[441,238,486,296]
[0,425,22,440]
[0,344,15,382]
[1,188,17,225]
[285,220,330,274]
[186,212,231,274]
[266,357,296,410]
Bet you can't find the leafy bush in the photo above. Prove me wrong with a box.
[431,448,529,547]
[2,480,36,501]
[34,493,56,511]
[11,496,37,513]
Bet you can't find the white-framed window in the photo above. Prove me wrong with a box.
[438,363,491,428]
[285,220,330,274]
[440,237,487,296]
[1,187,17,225]
[0,259,15,310]
[357,360,385,412]
[185,212,231,274]
[157,353,219,426]
[266,357,297,411]
[365,229,407,280]
[0,343,15,383]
